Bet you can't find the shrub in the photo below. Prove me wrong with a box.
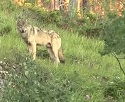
[24,6,63,25]
[104,79,125,101]
[101,13,125,55]
[0,0,17,12]
[1,52,85,102]
[0,25,12,36]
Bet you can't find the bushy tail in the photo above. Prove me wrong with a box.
[58,47,65,64]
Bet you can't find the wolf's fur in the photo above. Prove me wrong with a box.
[17,18,65,64]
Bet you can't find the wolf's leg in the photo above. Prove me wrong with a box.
[53,48,60,67]
[47,48,55,60]
[52,47,60,64]
[50,34,61,66]
[31,43,36,60]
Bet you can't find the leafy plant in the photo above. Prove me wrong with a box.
[101,13,125,55]
[1,52,85,102]
[0,25,12,36]
[104,79,125,101]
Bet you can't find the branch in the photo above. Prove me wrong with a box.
[112,52,125,76]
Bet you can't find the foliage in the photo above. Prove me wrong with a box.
[0,0,17,12]
[104,78,125,101]
[1,52,85,102]
[0,25,12,36]
[24,6,63,25]
[101,13,125,55]
[25,5,107,37]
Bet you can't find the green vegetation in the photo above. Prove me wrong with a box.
[0,1,125,102]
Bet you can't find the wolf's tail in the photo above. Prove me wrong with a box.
[58,47,65,64]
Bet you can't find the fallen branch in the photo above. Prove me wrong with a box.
[112,52,125,76]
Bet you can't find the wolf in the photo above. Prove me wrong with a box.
[17,17,65,64]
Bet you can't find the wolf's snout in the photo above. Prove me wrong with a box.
[21,29,25,33]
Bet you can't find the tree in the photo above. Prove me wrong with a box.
[37,0,43,7]
[76,0,82,17]
[51,0,59,10]
[64,0,70,11]
[102,15,125,55]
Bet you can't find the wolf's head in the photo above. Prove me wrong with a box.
[17,17,28,34]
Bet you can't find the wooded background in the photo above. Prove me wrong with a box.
[13,0,125,17]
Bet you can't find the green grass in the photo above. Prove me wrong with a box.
[1,3,125,102]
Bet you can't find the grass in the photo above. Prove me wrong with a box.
[1,3,125,102]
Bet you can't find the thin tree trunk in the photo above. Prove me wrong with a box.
[116,0,124,17]
[51,0,59,10]
[51,0,55,10]
[55,0,59,10]
[89,0,95,14]
[37,0,43,7]
[83,0,87,10]
[68,0,76,17]
[76,0,82,17]
[64,0,70,11]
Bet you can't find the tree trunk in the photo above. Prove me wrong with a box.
[76,0,82,17]
[51,0,59,10]
[83,0,87,10]
[55,0,59,10]
[64,0,70,11]
[37,0,43,7]
[68,0,76,17]
[51,0,55,10]
[89,0,95,14]
[116,0,124,17]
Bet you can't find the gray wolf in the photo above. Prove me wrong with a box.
[17,17,65,64]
